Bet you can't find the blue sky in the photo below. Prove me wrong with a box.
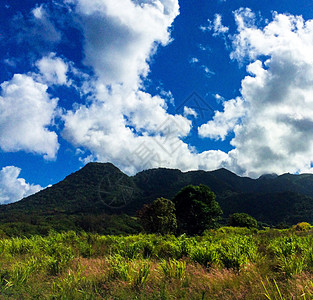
[1,0,313,204]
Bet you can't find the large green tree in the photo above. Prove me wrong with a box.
[173,184,222,235]
[137,197,177,234]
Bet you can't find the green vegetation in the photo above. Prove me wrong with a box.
[137,197,177,234]
[138,185,222,235]
[2,163,313,234]
[0,213,142,237]
[1,228,313,298]
[229,212,258,228]
[173,184,223,235]
[3,163,313,297]
[293,222,312,231]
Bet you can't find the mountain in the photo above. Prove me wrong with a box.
[1,162,313,235]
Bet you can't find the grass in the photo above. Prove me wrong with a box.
[1,228,313,298]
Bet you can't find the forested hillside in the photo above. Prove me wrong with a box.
[0,162,313,235]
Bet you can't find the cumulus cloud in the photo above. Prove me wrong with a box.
[75,0,179,89]
[199,97,245,140]
[36,53,69,85]
[6,2,313,180]
[0,74,59,159]
[200,9,313,177]
[63,88,197,174]
[61,0,230,174]
[0,166,43,204]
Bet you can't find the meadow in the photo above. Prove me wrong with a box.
[1,226,313,299]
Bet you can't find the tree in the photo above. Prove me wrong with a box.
[137,197,177,234]
[228,213,258,229]
[173,184,222,235]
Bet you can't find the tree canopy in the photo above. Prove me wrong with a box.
[137,197,177,234]
[173,184,222,235]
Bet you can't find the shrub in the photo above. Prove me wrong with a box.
[133,262,151,287]
[159,259,186,280]
[228,213,258,229]
[108,255,133,281]
[293,222,311,231]
[189,243,219,268]
[218,236,258,270]
[155,240,182,259]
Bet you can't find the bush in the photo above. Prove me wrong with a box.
[228,213,258,229]
[190,243,219,268]
[293,222,311,231]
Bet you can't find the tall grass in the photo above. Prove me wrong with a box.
[0,228,312,298]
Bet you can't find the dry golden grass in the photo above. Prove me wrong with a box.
[0,230,313,299]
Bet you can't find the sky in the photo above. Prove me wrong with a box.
[1,0,313,204]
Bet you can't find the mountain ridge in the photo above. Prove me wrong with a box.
[1,162,313,234]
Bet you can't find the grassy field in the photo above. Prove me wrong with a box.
[1,226,313,299]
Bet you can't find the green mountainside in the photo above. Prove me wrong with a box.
[0,162,313,235]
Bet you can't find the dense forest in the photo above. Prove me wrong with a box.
[0,162,313,237]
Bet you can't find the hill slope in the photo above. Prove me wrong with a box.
[1,162,313,234]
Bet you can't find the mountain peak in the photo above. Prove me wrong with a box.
[258,173,279,180]
[83,162,118,169]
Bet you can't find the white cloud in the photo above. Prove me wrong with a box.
[198,44,210,52]
[214,93,224,104]
[3,3,62,63]
[200,14,229,36]
[0,166,43,204]
[3,58,17,67]
[189,57,214,77]
[28,4,61,44]
[63,89,196,174]
[158,89,174,106]
[201,9,313,177]
[0,74,59,159]
[75,0,179,89]
[201,65,215,77]
[32,5,45,19]
[212,14,229,36]
[62,0,229,175]
[199,25,208,32]
[189,57,199,64]
[36,53,69,85]
[198,97,245,140]
[184,107,198,118]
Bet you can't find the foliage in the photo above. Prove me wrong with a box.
[293,222,311,231]
[173,184,223,235]
[0,213,142,237]
[159,259,186,280]
[228,212,258,228]
[137,197,177,234]
[2,163,313,234]
[0,228,313,298]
